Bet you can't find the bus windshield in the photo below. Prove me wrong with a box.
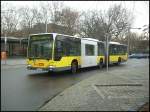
[28,34,53,59]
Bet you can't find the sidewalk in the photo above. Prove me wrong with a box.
[1,58,26,69]
[39,60,149,111]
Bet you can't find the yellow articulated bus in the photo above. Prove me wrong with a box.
[27,33,127,73]
[108,42,128,65]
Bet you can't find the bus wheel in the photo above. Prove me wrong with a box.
[99,59,103,69]
[71,61,78,74]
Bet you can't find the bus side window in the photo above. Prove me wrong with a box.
[54,40,63,61]
[98,43,105,56]
[120,46,123,55]
[101,44,105,55]
[121,47,123,54]
[85,44,95,56]
[123,46,127,55]
[76,39,81,56]
[65,37,74,56]
[110,45,117,55]
[109,45,114,55]
[113,47,116,55]
[117,45,121,55]
[65,37,81,56]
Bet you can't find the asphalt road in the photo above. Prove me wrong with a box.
[1,59,148,111]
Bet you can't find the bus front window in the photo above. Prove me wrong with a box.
[28,34,53,59]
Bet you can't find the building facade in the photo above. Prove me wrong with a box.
[1,37,28,58]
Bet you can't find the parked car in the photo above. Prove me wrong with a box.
[129,53,149,59]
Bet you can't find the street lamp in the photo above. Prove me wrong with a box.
[105,33,111,72]
[105,29,118,71]
[4,34,7,64]
[45,19,47,33]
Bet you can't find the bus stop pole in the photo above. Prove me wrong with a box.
[127,29,130,57]
[4,34,7,64]
[106,35,109,71]
[45,19,47,33]
[106,34,109,72]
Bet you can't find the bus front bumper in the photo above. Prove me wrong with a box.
[27,65,71,72]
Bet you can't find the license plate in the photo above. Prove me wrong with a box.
[39,63,44,66]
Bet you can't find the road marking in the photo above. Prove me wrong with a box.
[113,74,140,84]
[94,84,143,86]
[107,96,148,99]
[92,84,105,99]
[92,83,145,100]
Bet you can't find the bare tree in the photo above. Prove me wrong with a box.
[36,1,64,33]
[38,1,51,32]
[124,32,149,54]
[1,3,20,37]
[49,1,64,24]
[58,7,79,35]
[19,6,39,36]
[80,10,106,40]
[38,2,79,35]
[101,4,133,41]
[80,4,134,41]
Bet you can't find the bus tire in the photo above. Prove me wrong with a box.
[117,57,121,65]
[71,61,78,74]
[99,59,103,69]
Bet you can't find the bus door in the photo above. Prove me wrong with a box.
[81,39,97,68]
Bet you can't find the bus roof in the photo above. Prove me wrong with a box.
[29,33,80,39]
[82,38,100,42]
[29,33,54,36]
[109,41,127,46]
[29,33,127,46]
[109,41,120,44]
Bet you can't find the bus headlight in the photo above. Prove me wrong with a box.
[49,66,54,68]
[28,64,31,67]
[27,64,32,69]
[49,66,54,70]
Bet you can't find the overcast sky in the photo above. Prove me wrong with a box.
[1,1,149,34]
